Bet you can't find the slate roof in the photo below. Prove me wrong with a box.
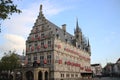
[116,58,120,63]
[46,20,75,45]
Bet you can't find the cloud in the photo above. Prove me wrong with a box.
[41,1,66,16]
[2,0,68,36]
[0,34,25,55]
[2,8,36,36]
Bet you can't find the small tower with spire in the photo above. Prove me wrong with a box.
[74,18,82,45]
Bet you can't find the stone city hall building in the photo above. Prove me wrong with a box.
[14,5,92,80]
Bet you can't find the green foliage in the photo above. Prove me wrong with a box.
[0,51,21,71]
[0,0,21,20]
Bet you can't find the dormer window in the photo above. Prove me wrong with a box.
[64,32,66,36]
[56,28,58,33]
[51,31,53,34]
[64,34,66,37]
[65,39,67,43]
[56,34,59,39]
[56,28,58,31]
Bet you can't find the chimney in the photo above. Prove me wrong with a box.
[62,24,66,32]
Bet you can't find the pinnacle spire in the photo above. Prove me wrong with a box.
[76,18,81,32]
[87,38,91,55]
[88,38,90,47]
[76,18,79,29]
[40,4,43,15]
[40,4,42,12]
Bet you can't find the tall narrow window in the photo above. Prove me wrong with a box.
[29,44,32,51]
[65,39,68,43]
[41,41,44,48]
[35,34,38,39]
[28,55,31,62]
[41,26,44,31]
[48,40,51,47]
[34,54,37,61]
[35,43,38,51]
[56,34,59,39]
[40,56,44,65]
[41,33,44,38]
[47,55,51,64]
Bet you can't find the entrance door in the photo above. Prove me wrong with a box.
[38,71,42,80]
[45,71,48,80]
[26,71,33,80]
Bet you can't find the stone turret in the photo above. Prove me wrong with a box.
[74,18,82,46]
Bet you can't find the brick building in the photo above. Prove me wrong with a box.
[91,64,102,77]
[14,5,92,80]
[103,58,120,77]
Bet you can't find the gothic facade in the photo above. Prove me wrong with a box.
[24,5,92,80]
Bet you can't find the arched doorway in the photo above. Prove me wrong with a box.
[26,71,33,80]
[16,71,22,80]
[38,71,42,80]
[45,71,48,80]
[9,75,13,80]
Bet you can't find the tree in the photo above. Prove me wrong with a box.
[0,51,21,71]
[0,0,21,20]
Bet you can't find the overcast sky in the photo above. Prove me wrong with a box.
[0,0,120,67]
